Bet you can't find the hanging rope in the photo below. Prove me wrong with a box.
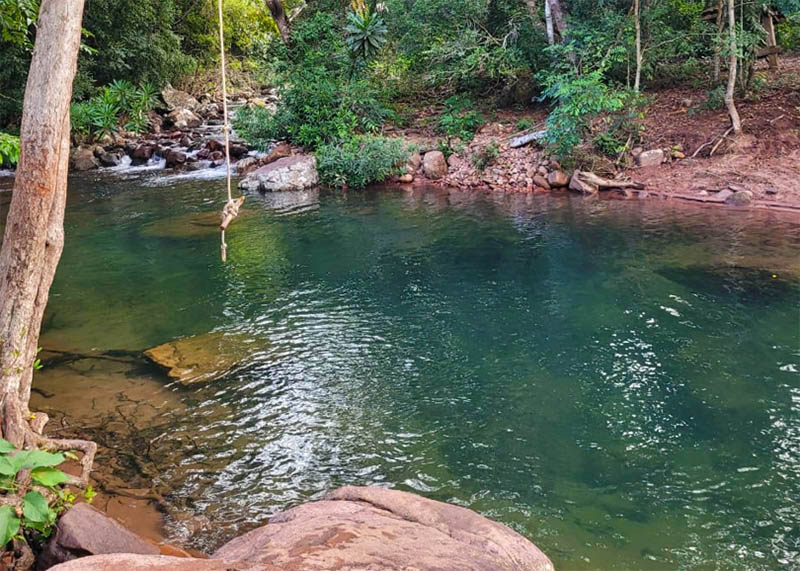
[217,0,244,263]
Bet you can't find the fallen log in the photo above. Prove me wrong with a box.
[509,129,548,148]
[569,170,645,194]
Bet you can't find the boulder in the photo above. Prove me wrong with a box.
[48,555,250,571]
[38,503,159,568]
[398,173,414,183]
[131,144,156,165]
[532,174,551,190]
[407,152,423,173]
[98,151,122,167]
[161,86,199,112]
[714,188,734,202]
[422,151,448,180]
[70,146,98,171]
[726,189,753,206]
[148,111,164,134]
[212,486,555,571]
[167,108,202,130]
[208,139,248,158]
[239,155,318,193]
[547,170,569,187]
[144,331,257,385]
[165,150,187,169]
[636,149,665,167]
[260,142,291,165]
[236,156,260,175]
[187,160,212,171]
[208,150,225,162]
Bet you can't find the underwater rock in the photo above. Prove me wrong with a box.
[144,331,255,385]
[141,210,252,239]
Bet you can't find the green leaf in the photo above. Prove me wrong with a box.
[12,450,65,472]
[0,505,20,547]
[31,467,69,488]
[0,456,17,477]
[22,491,53,524]
[0,439,16,454]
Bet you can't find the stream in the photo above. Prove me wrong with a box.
[1,167,799,570]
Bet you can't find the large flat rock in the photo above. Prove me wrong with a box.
[238,155,318,192]
[47,554,255,570]
[213,486,555,571]
[144,332,257,385]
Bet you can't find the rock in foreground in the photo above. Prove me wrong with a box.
[213,486,554,571]
[48,486,555,571]
[238,155,318,192]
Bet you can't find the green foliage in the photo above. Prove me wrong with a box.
[516,117,534,131]
[316,136,411,189]
[470,140,500,171]
[345,1,388,65]
[437,95,484,142]
[0,132,20,167]
[70,82,158,140]
[0,0,37,48]
[0,439,73,545]
[777,16,800,51]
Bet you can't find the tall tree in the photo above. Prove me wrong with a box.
[0,0,96,483]
[724,0,741,133]
[265,0,290,44]
[633,0,642,91]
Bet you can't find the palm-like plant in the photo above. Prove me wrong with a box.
[345,0,387,63]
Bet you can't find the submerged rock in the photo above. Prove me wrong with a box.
[39,503,159,568]
[144,331,256,385]
[239,155,318,192]
[141,210,253,239]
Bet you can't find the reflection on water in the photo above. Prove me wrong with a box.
[3,173,800,569]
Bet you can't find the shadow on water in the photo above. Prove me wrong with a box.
[3,173,800,569]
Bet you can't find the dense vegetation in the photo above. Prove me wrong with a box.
[1,0,798,172]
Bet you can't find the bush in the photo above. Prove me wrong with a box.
[437,94,484,142]
[0,133,20,168]
[470,140,500,170]
[316,136,411,189]
[70,81,160,141]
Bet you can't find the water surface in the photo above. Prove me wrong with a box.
[2,171,799,570]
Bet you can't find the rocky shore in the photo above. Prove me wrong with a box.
[42,486,555,571]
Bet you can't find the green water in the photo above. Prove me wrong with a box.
[2,171,799,569]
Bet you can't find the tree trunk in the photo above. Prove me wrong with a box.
[547,0,567,40]
[762,11,778,70]
[544,0,555,45]
[265,0,290,44]
[724,0,741,134]
[0,0,85,447]
[633,0,642,91]
[712,0,724,82]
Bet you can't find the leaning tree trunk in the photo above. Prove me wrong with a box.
[712,0,724,82]
[265,0,290,44]
[724,0,742,134]
[0,0,85,448]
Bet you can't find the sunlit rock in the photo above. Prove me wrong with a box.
[144,332,256,385]
[239,155,318,192]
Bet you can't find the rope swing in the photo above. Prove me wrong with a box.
[217,0,245,263]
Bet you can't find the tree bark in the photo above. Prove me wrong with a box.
[544,0,555,45]
[633,0,642,91]
[0,0,85,447]
[547,0,567,39]
[762,11,778,70]
[265,0,290,44]
[724,0,741,134]
[712,0,724,82]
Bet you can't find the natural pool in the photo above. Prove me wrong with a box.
[2,171,799,570]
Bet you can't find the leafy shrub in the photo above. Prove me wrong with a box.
[70,81,159,140]
[316,136,411,189]
[470,140,500,170]
[516,117,534,131]
[0,438,94,545]
[235,71,391,150]
[437,94,484,142]
[0,133,20,168]
[345,0,388,64]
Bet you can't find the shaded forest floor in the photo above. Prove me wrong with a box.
[384,55,800,211]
